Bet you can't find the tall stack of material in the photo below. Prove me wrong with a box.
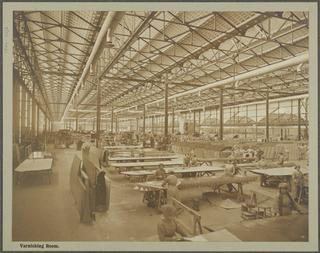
[69,155,93,224]
[82,146,111,212]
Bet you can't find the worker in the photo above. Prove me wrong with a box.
[190,152,198,166]
[255,147,264,161]
[150,134,155,148]
[292,165,304,202]
[224,164,236,192]
[157,204,189,241]
[183,153,191,167]
[274,182,301,216]
[138,149,145,157]
[277,152,285,166]
[154,164,166,180]
[257,156,267,168]
[162,175,180,205]
[224,164,236,177]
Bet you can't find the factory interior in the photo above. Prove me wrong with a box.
[12,11,309,242]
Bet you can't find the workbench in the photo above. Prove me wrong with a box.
[134,175,257,209]
[28,151,53,159]
[197,157,256,166]
[109,160,184,172]
[251,167,308,188]
[104,145,143,150]
[108,155,180,163]
[121,165,225,181]
[15,158,53,185]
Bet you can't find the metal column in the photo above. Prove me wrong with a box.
[75,96,79,132]
[44,114,47,151]
[219,89,224,140]
[27,94,31,133]
[164,78,169,137]
[116,116,119,133]
[298,98,301,140]
[142,104,146,134]
[96,79,101,147]
[111,107,114,133]
[136,118,139,132]
[266,91,270,142]
[36,106,40,136]
[193,110,196,134]
[151,116,154,134]
[13,80,20,143]
[31,82,36,139]
[21,87,26,140]
[198,110,201,133]
[172,107,175,134]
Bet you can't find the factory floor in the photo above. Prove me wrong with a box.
[12,145,308,242]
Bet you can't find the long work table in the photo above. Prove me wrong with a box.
[108,155,180,163]
[134,175,257,209]
[109,160,184,172]
[197,157,256,166]
[104,145,143,150]
[121,165,225,181]
[15,158,53,185]
[28,151,53,159]
[250,167,308,187]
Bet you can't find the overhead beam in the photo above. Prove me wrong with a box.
[61,12,124,122]
[96,12,157,105]
[146,53,309,107]
[104,76,201,88]
[219,89,224,141]
[164,77,169,137]
[42,70,76,77]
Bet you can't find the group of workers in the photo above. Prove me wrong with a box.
[183,149,198,167]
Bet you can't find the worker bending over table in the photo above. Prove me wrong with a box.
[183,149,198,167]
[162,175,181,206]
[157,204,190,241]
[147,164,166,181]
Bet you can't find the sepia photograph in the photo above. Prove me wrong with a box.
[2,1,319,251]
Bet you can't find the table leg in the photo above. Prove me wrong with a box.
[237,184,244,202]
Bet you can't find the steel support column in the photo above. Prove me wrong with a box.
[219,89,224,140]
[44,114,47,151]
[266,91,270,142]
[298,98,301,140]
[151,116,154,134]
[142,104,146,134]
[198,110,201,133]
[75,96,79,132]
[31,82,36,139]
[116,116,119,133]
[172,108,175,134]
[193,110,196,134]
[136,118,139,132]
[96,79,101,147]
[111,107,114,133]
[36,106,40,136]
[164,78,169,137]
[27,94,31,133]
[21,87,26,140]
